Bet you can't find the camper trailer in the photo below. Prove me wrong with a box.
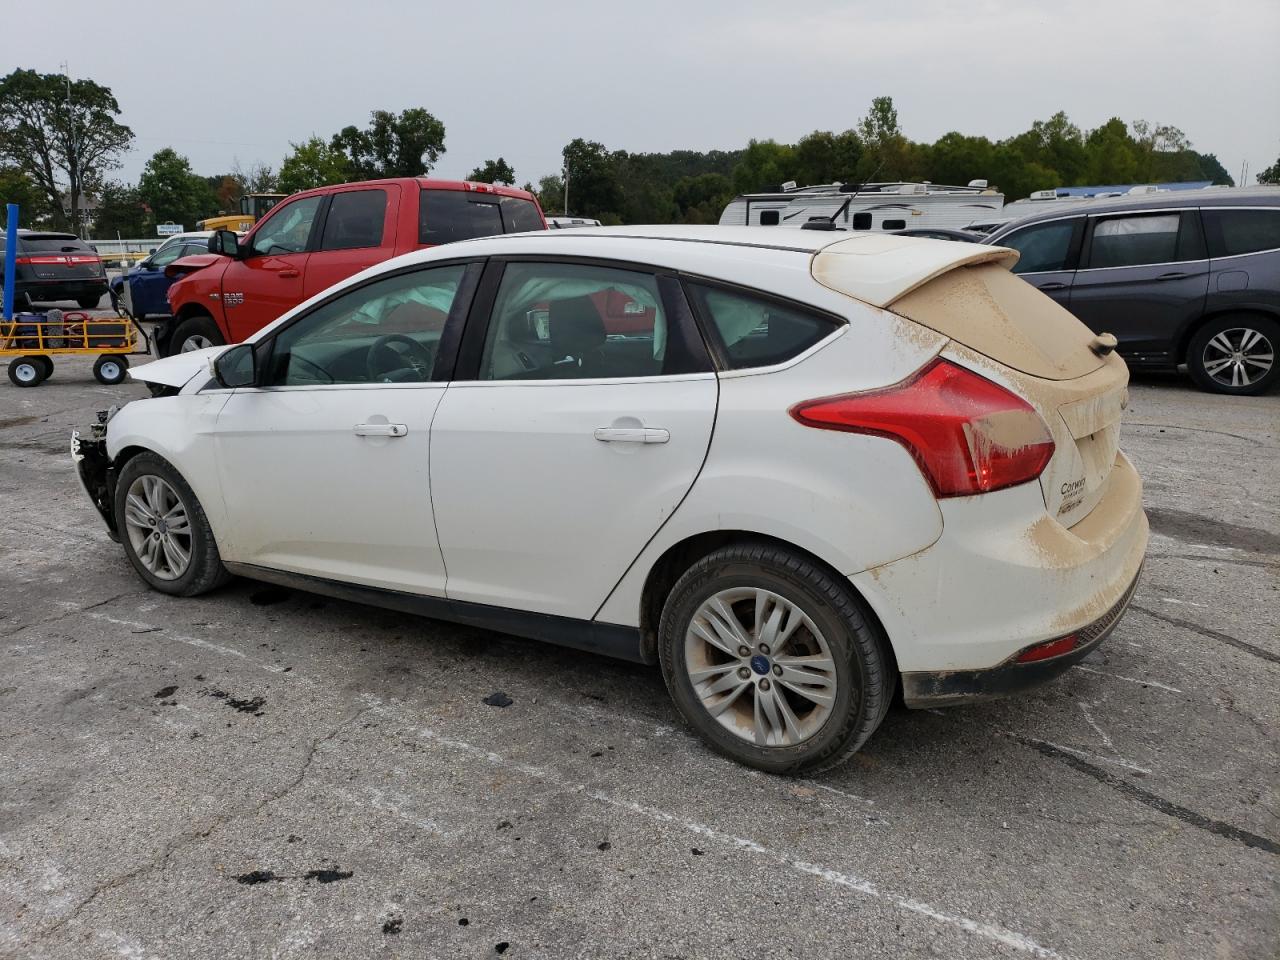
[718,180,1005,232]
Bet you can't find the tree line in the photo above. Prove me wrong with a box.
[0,68,1266,239]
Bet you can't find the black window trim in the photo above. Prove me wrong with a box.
[677,273,849,374]
[1078,207,1204,272]
[234,257,486,391]
[449,254,715,383]
[998,215,1086,276]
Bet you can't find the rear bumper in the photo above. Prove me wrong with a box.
[900,566,1141,707]
[852,449,1149,681]
[20,278,109,300]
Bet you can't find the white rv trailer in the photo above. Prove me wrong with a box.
[718,180,1005,232]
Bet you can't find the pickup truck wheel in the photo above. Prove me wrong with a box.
[114,452,231,596]
[171,316,224,355]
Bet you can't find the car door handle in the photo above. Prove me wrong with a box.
[594,427,670,444]
[1036,281,1068,291]
[1154,271,1188,281]
[276,268,300,279]
[354,423,408,437]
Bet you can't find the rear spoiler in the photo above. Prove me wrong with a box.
[810,235,1019,308]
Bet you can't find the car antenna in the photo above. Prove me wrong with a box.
[801,158,884,231]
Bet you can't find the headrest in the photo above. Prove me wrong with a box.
[549,296,606,357]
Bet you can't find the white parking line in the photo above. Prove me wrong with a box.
[363,695,1067,959]
[1071,664,1183,694]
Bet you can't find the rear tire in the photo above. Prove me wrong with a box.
[7,356,45,387]
[113,452,231,597]
[93,355,129,385]
[77,294,102,309]
[169,315,224,356]
[658,541,895,774]
[1186,315,1280,395]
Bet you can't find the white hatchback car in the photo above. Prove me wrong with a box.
[73,226,1148,773]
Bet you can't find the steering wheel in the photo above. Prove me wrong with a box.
[366,334,435,382]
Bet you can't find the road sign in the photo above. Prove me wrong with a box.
[156,223,184,236]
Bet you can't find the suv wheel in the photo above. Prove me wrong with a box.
[658,542,895,774]
[1187,315,1279,395]
[113,452,231,596]
[170,315,225,356]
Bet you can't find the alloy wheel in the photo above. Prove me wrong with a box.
[180,334,215,352]
[1201,327,1275,388]
[122,475,193,580]
[684,587,838,747]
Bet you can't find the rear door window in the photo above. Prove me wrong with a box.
[1000,219,1080,274]
[1203,208,1280,258]
[420,190,503,245]
[685,282,842,370]
[320,189,387,250]
[1086,213,1184,269]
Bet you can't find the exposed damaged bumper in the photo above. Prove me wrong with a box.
[901,567,1141,708]
[71,415,119,542]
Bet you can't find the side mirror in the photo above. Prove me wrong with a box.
[210,344,257,388]
[209,229,240,258]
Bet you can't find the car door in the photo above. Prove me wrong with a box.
[430,258,718,620]
[131,241,199,316]
[992,216,1084,306]
[304,185,399,298]
[218,194,324,342]
[211,260,481,594]
[1068,209,1210,364]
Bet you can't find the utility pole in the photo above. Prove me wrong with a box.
[562,165,569,216]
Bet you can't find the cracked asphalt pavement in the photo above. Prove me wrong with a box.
[1,354,1277,959]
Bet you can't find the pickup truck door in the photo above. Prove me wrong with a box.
[304,185,400,298]
[218,194,323,342]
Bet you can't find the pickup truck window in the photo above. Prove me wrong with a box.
[250,196,323,256]
[499,196,543,233]
[420,190,504,245]
[321,189,387,251]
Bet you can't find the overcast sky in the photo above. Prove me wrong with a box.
[14,0,1280,190]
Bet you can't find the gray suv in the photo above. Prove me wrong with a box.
[985,188,1280,395]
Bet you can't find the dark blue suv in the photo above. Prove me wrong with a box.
[985,188,1280,395]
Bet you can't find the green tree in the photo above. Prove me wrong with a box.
[1255,155,1279,184]
[331,108,446,179]
[1084,118,1140,184]
[925,132,996,187]
[535,173,564,215]
[278,136,352,193]
[468,157,515,185]
[731,139,796,193]
[0,68,133,233]
[562,138,623,220]
[1193,152,1232,186]
[856,96,913,180]
[673,173,734,223]
[137,148,218,231]
[0,166,50,226]
[94,181,148,237]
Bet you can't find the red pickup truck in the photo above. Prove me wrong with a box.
[160,178,545,355]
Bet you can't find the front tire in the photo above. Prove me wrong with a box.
[113,452,231,596]
[658,542,895,774]
[1186,315,1279,395]
[169,315,224,356]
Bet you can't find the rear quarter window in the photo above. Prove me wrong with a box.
[1203,208,1280,258]
[686,282,842,370]
[18,234,93,253]
[499,196,544,232]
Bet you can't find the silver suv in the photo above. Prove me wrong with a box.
[985,188,1280,395]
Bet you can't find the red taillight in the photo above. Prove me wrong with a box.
[790,358,1055,497]
[1015,634,1079,663]
[15,254,102,265]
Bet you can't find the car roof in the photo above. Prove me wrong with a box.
[990,186,1280,234]
[373,225,1019,308]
